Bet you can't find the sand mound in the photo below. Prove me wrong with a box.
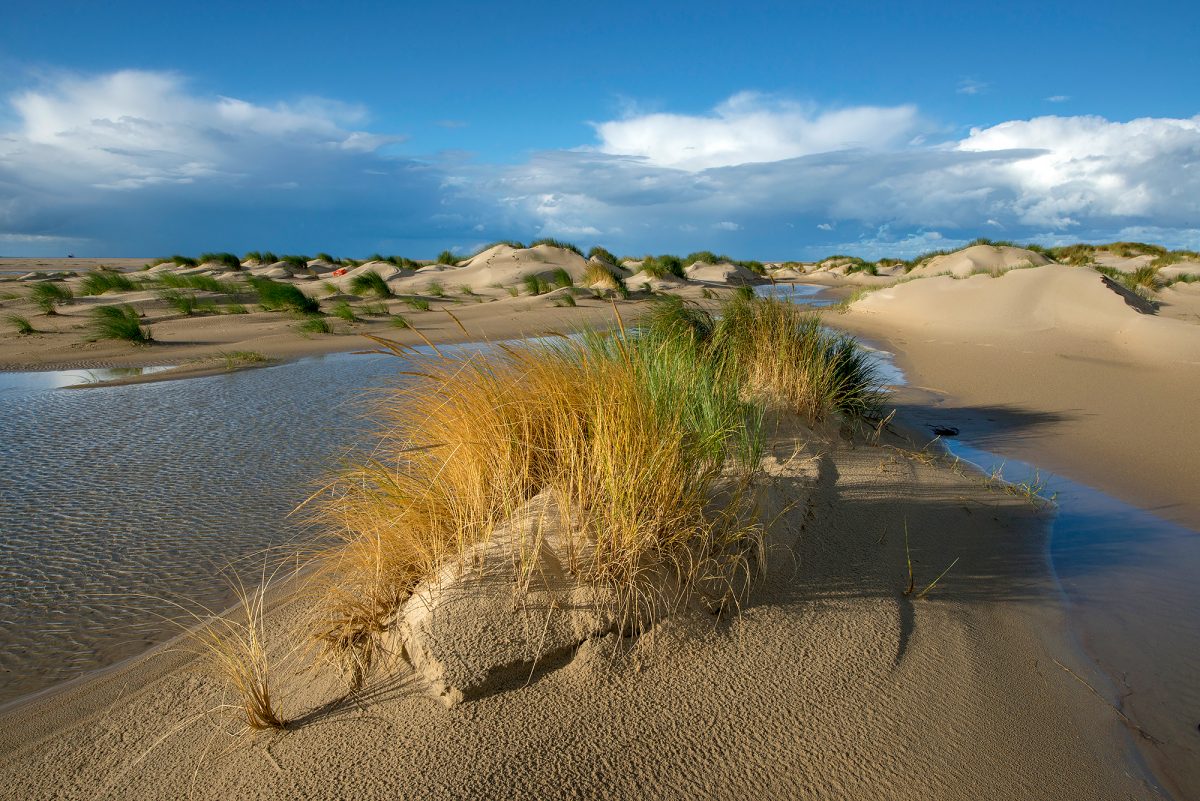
[1093,252,1155,273]
[908,245,1051,278]
[387,493,618,706]
[624,271,686,292]
[683,261,761,285]
[390,245,589,295]
[1159,262,1200,281]
[853,264,1200,364]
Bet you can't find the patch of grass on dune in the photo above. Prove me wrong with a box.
[90,304,152,343]
[5,314,35,335]
[298,316,334,334]
[80,269,138,296]
[170,255,198,268]
[331,301,358,322]
[350,271,393,298]
[30,281,73,315]
[528,237,583,255]
[582,263,620,289]
[586,245,618,264]
[199,252,242,270]
[310,311,766,680]
[436,250,458,265]
[404,297,431,311]
[359,301,390,316]
[156,273,241,294]
[1095,264,1164,295]
[1150,250,1200,269]
[389,313,410,329]
[159,289,217,316]
[549,268,574,288]
[523,275,550,295]
[639,254,685,279]
[426,281,445,298]
[308,293,880,683]
[250,278,320,314]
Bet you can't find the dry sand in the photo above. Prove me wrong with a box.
[0,417,1161,800]
[833,263,1200,798]
[0,251,742,378]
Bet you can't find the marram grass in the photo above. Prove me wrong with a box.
[306,295,880,685]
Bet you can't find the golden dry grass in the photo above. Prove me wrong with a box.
[309,319,766,682]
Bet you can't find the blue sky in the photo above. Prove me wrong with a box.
[2,0,1198,259]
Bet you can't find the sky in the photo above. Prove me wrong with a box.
[2,0,1199,260]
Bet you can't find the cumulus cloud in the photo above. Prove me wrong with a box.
[4,74,1200,258]
[493,98,1200,254]
[0,70,477,254]
[592,92,923,171]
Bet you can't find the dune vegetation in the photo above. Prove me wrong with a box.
[29,282,74,315]
[301,294,879,693]
[90,305,152,344]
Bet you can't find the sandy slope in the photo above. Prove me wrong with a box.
[907,245,1051,278]
[0,418,1159,800]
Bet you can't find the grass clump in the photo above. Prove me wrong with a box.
[298,316,334,334]
[90,305,152,344]
[30,281,73,315]
[582,263,621,290]
[80,270,138,296]
[159,289,204,316]
[5,314,35,335]
[250,278,320,314]
[224,303,249,315]
[310,293,881,683]
[405,297,431,311]
[436,250,458,265]
[426,281,445,298]
[522,275,551,296]
[311,314,766,679]
[170,255,198,268]
[528,238,583,256]
[553,293,577,307]
[1095,264,1163,295]
[390,314,410,329]
[350,271,394,298]
[587,245,618,264]
[331,301,358,322]
[359,302,390,316]
[199,252,242,270]
[549,268,574,288]
[639,254,685,279]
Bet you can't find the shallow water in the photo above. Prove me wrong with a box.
[753,282,837,307]
[0,352,415,703]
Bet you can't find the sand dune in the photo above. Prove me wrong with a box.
[853,264,1200,365]
[906,244,1051,278]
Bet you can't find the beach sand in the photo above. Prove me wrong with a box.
[0,417,1159,800]
[831,263,1200,797]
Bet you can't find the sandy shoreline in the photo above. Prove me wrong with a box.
[0,399,1165,800]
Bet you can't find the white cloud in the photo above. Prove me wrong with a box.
[592,91,922,171]
[1046,95,1070,103]
[817,223,833,231]
[492,100,1200,252]
[714,221,741,231]
[0,69,474,253]
[957,79,988,96]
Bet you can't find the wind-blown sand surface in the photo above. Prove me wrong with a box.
[833,263,1200,797]
[0,417,1159,800]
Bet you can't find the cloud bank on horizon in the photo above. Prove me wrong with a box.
[2,70,1198,259]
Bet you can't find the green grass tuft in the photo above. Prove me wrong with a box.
[350,271,394,298]
[250,278,320,314]
[5,314,35,335]
[528,238,583,255]
[30,281,73,314]
[80,270,138,295]
[298,316,334,334]
[199,252,242,270]
[436,250,458,265]
[90,305,152,343]
[331,300,358,322]
[405,297,431,311]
